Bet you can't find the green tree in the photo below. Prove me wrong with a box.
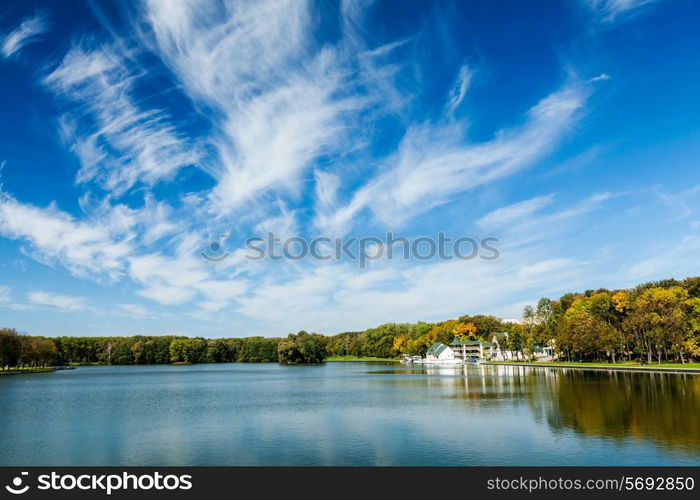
[19,336,58,367]
[506,323,526,360]
[278,331,327,364]
[169,338,207,363]
[238,337,279,362]
[0,328,22,369]
[534,298,558,355]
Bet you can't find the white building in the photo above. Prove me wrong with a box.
[425,342,456,362]
[489,332,556,361]
[450,338,496,361]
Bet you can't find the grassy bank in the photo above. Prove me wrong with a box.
[326,355,398,362]
[0,367,56,376]
[487,360,700,370]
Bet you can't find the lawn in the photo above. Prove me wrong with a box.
[0,367,56,375]
[487,360,700,369]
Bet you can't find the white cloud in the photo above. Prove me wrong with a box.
[140,0,376,215]
[0,190,135,280]
[211,72,357,212]
[235,248,592,334]
[478,194,556,228]
[229,187,632,334]
[446,64,473,116]
[141,0,311,205]
[517,258,579,278]
[477,192,618,252]
[128,235,248,308]
[321,83,589,230]
[116,303,176,320]
[45,44,200,195]
[27,291,91,312]
[0,285,10,303]
[586,0,659,23]
[117,303,152,318]
[1,11,48,58]
[314,169,341,215]
[137,196,180,245]
[0,286,35,312]
[3,0,675,338]
[0,184,249,314]
[627,236,700,279]
[253,206,298,242]
[141,0,311,111]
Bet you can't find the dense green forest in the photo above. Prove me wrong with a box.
[2,276,700,368]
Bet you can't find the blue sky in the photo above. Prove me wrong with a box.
[1,0,699,337]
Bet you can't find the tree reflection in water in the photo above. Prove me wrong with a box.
[378,364,700,454]
[524,368,700,453]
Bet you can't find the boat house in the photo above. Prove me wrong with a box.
[425,342,456,362]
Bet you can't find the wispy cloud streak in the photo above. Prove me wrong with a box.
[44,44,200,195]
[141,0,370,214]
[1,11,48,58]
[27,291,91,312]
[318,83,589,232]
[586,0,660,23]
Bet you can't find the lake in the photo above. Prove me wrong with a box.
[0,362,698,466]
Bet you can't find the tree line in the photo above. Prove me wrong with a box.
[0,331,281,368]
[2,276,700,368]
[336,276,700,365]
[512,277,700,364]
[0,330,58,368]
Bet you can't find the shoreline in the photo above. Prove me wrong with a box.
[486,362,700,374]
[326,356,398,362]
[0,367,57,376]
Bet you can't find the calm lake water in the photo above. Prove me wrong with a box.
[1,362,698,466]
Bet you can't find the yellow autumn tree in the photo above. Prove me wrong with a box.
[392,335,409,355]
[612,290,631,313]
[682,337,700,359]
[453,322,477,341]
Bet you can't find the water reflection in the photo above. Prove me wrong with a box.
[0,363,697,465]
[525,368,700,453]
[369,364,700,453]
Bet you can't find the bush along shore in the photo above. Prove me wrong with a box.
[2,275,700,368]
